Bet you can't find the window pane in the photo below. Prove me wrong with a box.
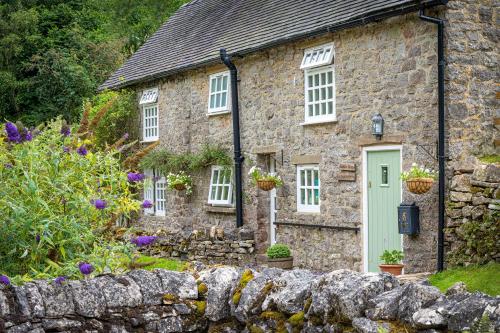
[324,49,331,61]
[327,86,333,99]
[314,89,319,101]
[314,189,319,205]
[304,53,311,65]
[328,101,333,114]
[216,77,222,91]
[307,189,312,205]
[311,51,318,62]
[210,95,215,108]
[314,74,319,86]
[218,170,225,184]
[308,105,313,117]
[222,75,228,90]
[314,170,319,186]
[314,104,319,116]
[327,71,333,84]
[211,78,217,93]
[321,73,326,85]
[221,92,227,107]
[321,102,326,115]
[307,75,313,88]
[300,189,305,204]
[210,185,216,200]
[300,170,305,186]
[320,87,326,100]
[308,90,313,102]
[215,93,221,108]
[222,186,229,200]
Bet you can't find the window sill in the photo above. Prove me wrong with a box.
[300,119,337,126]
[140,138,159,144]
[205,206,236,214]
[207,110,231,117]
[295,211,321,215]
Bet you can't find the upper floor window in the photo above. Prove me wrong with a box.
[208,72,230,114]
[297,165,320,213]
[144,169,166,216]
[140,88,159,142]
[301,43,336,124]
[208,165,233,206]
[300,43,334,69]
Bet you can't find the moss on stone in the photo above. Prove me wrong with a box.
[162,293,179,304]
[260,311,286,321]
[479,154,500,164]
[303,297,312,312]
[232,291,242,305]
[197,282,208,296]
[248,325,265,333]
[232,269,254,305]
[288,311,305,327]
[193,300,206,315]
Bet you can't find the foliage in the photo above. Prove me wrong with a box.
[248,166,283,187]
[266,244,291,259]
[478,154,500,164]
[428,262,499,296]
[379,250,404,265]
[0,118,141,278]
[166,172,193,195]
[129,255,185,272]
[448,212,499,266]
[468,314,494,333]
[400,163,437,181]
[139,145,232,176]
[0,0,187,125]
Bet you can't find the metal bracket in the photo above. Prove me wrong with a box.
[271,150,284,166]
[417,141,438,161]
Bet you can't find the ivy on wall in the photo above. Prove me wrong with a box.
[139,145,232,176]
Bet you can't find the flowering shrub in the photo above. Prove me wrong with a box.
[400,163,438,181]
[166,171,193,195]
[0,118,141,279]
[248,166,283,187]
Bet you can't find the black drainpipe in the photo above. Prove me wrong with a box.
[220,48,244,228]
[419,9,446,271]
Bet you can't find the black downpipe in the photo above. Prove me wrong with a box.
[419,10,446,271]
[220,49,244,228]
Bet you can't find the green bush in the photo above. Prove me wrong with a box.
[379,250,404,264]
[0,118,141,280]
[266,244,291,259]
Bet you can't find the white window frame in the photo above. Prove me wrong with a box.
[143,169,166,216]
[300,43,334,70]
[142,103,159,142]
[296,165,320,213]
[207,165,233,206]
[139,88,158,105]
[303,65,336,124]
[207,71,230,114]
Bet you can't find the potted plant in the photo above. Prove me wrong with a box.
[166,172,193,195]
[248,166,283,191]
[266,243,293,269]
[379,250,404,275]
[401,163,437,194]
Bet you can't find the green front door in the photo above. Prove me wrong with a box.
[367,150,402,272]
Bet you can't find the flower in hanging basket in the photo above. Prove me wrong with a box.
[166,172,193,195]
[401,163,437,194]
[248,166,283,191]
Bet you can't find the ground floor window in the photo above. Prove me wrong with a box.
[297,165,320,213]
[144,169,166,216]
[208,165,233,206]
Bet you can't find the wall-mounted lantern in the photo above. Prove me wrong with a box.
[371,113,384,140]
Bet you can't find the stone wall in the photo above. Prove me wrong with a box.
[138,228,257,266]
[1,267,498,333]
[445,160,500,265]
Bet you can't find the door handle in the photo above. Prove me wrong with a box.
[368,181,372,188]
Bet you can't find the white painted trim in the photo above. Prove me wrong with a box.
[207,165,233,206]
[303,65,336,124]
[142,103,159,142]
[207,71,230,114]
[296,164,321,213]
[300,42,335,69]
[362,145,403,273]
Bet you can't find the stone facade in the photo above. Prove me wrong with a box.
[134,1,498,273]
[1,267,498,333]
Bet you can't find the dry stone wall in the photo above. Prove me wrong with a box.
[1,267,499,333]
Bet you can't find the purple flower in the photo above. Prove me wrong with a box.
[4,163,13,169]
[78,262,94,275]
[127,172,145,182]
[142,200,153,209]
[53,276,66,285]
[60,125,71,137]
[131,235,158,247]
[63,146,70,153]
[35,234,41,243]
[92,199,107,210]
[24,131,32,141]
[0,275,10,286]
[5,122,21,143]
[76,145,88,156]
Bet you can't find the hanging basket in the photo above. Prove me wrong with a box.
[257,179,276,191]
[406,178,434,194]
[173,183,187,191]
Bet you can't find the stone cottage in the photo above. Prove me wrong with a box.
[100,0,498,273]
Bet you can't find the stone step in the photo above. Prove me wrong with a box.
[397,272,432,284]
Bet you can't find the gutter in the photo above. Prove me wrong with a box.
[220,49,244,228]
[100,0,448,91]
[419,8,446,271]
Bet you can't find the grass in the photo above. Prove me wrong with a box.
[131,255,186,271]
[428,263,500,296]
[478,154,500,164]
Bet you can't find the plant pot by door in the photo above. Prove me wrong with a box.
[379,264,404,276]
[267,257,293,270]
[406,178,434,194]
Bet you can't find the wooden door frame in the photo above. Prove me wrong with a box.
[362,145,403,272]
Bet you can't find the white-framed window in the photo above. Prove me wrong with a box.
[140,88,159,142]
[143,169,166,216]
[208,72,230,114]
[300,43,334,70]
[297,165,320,213]
[208,166,233,206]
[304,66,335,123]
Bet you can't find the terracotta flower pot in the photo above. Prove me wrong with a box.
[257,179,276,191]
[379,264,404,276]
[406,177,434,194]
[173,183,186,191]
[267,257,293,270]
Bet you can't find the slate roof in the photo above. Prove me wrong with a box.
[100,0,446,90]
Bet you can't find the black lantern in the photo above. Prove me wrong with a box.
[371,113,384,140]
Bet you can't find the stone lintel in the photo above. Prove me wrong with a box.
[357,135,404,147]
[205,206,236,214]
[251,145,279,155]
[291,154,322,165]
